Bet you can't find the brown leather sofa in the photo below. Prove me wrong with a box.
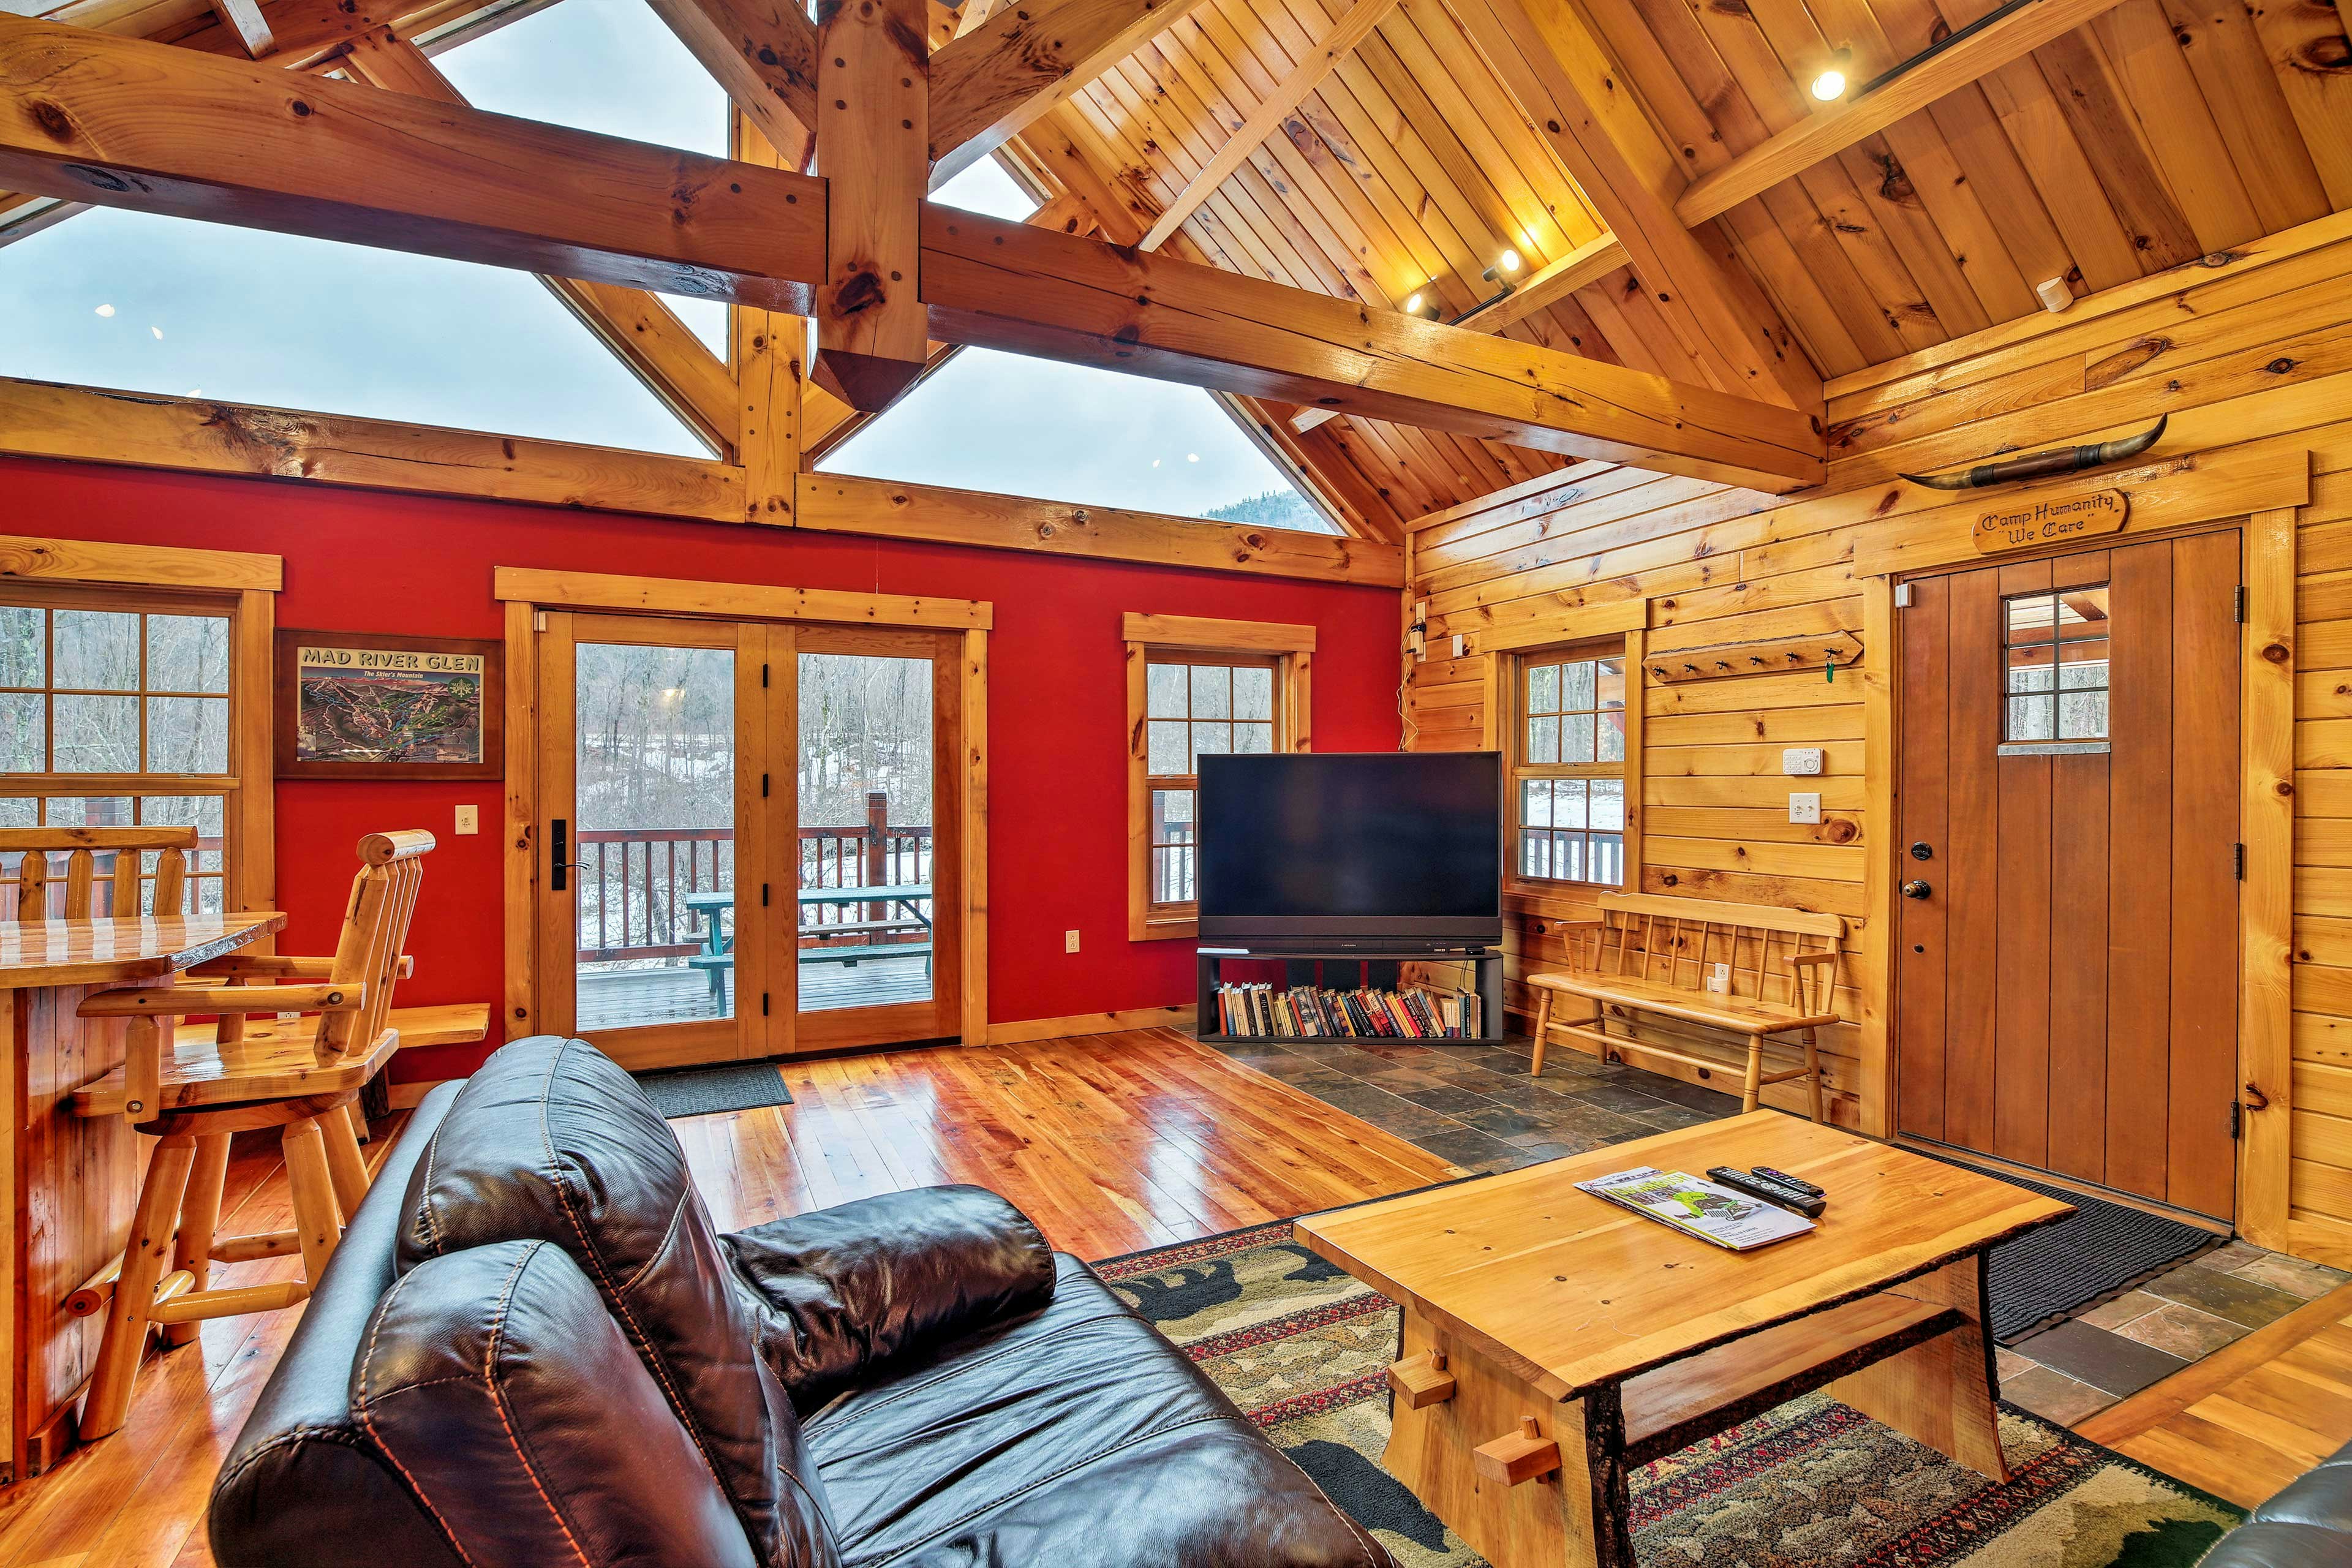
[2196,1440,2352,1568]
[208,1036,1392,1568]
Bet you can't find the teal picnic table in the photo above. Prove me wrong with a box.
[684,884,933,1006]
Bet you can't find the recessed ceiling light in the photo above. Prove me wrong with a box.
[94,303,115,317]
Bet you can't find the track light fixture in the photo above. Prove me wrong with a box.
[1403,288,1444,322]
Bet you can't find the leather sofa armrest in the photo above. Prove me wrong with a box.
[724,1185,1055,1411]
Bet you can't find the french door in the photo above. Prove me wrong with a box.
[533,612,963,1069]
[1893,532,2242,1220]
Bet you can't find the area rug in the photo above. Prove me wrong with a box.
[630,1060,793,1118]
[1093,1223,2241,1568]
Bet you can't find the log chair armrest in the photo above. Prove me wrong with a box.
[723,1184,1056,1412]
[184,954,413,979]
[80,982,362,1017]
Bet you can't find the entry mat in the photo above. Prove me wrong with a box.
[1928,1159,2225,1343]
[631,1060,794,1118]
[1096,1222,2241,1568]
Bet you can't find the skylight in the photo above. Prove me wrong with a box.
[435,0,731,356]
[826,160,1335,532]
[0,209,713,458]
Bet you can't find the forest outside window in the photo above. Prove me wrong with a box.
[1514,646,1628,888]
[1125,615,1311,940]
[2002,587,2109,750]
[0,586,246,914]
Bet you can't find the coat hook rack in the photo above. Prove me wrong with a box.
[1648,630,1864,685]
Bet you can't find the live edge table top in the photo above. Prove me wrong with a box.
[1294,1111,2073,1404]
[0,912,285,989]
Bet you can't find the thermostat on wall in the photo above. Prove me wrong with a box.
[1782,747,1824,776]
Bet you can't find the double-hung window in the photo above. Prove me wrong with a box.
[1511,641,1630,888]
[1124,614,1311,940]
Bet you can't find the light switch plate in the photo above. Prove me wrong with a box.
[454,804,479,835]
[1065,930,1081,954]
[1782,747,1824,776]
[1789,793,1822,824]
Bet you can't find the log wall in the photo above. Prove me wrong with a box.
[1402,208,2352,1262]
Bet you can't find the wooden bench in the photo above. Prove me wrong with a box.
[1525,894,1844,1121]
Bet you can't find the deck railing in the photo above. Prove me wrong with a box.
[575,792,932,962]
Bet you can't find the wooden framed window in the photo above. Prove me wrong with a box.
[2001,586,2110,752]
[1510,639,1634,889]
[0,536,278,920]
[1124,613,1312,941]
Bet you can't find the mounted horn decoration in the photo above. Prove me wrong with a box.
[1898,416,2166,491]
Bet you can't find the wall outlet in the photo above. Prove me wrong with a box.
[1781,747,1824,776]
[1065,929,1081,954]
[1789,793,1822,824]
[454,804,480,835]
[1706,963,1732,993]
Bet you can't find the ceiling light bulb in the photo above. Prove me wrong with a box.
[1812,67,1846,100]
[94,303,115,317]
[1404,291,1423,315]
[1498,249,1521,274]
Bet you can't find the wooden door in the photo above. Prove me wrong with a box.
[790,625,963,1052]
[535,612,789,1071]
[1895,533,2242,1220]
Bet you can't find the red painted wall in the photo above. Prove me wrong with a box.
[1,455,1401,1079]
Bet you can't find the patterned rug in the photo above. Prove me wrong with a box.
[1093,1223,2242,1568]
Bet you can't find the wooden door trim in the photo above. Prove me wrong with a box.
[502,579,990,1054]
[1876,449,2306,1245]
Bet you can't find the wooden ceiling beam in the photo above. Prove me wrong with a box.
[1136,0,1397,253]
[929,0,1210,189]
[810,0,932,410]
[1289,234,1630,432]
[0,14,826,311]
[337,28,740,458]
[208,0,276,58]
[0,13,1823,491]
[1672,0,2134,230]
[642,0,819,170]
[1444,0,1822,413]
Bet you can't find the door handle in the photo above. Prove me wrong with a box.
[1902,879,1932,900]
[551,819,574,892]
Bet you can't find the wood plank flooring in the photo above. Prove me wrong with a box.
[2078,1278,2352,1507]
[0,1030,1455,1567]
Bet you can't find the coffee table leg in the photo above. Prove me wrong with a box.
[1383,1310,1635,1567]
[1829,1254,2010,1482]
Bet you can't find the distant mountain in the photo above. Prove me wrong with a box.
[1200,489,1333,533]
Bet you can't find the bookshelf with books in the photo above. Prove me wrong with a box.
[1195,948,1507,1047]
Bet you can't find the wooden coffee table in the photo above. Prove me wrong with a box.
[1294,1111,2073,1568]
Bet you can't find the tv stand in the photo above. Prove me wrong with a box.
[1196,944,1507,1047]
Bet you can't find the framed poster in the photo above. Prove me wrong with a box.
[276,630,504,780]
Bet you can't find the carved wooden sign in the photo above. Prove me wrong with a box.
[1971,489,2129,554]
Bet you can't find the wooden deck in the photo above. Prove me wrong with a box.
[575,950,931,1030]
[0,1030,1456,1567]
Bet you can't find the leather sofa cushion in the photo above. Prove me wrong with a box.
[2191,1522,2352,1568]
[355,1240,762,1568]
[2248,1439,2352,1531]
[726,1185,1055,1413]
[804,1254,1392,1568]
[397,1037,837,1568]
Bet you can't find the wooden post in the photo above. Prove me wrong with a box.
[864,790,889,927]
[811,0,930,410]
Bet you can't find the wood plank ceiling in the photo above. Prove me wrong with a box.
[10,0,2351,530]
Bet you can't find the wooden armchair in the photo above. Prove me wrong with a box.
[0,826,199,921]
[66,830,434,1441]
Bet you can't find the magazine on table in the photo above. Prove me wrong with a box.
[1574,1167,1815,1251]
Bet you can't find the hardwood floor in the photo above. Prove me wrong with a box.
[0,1030,1455,1567]
[2078,1278,2352,1507]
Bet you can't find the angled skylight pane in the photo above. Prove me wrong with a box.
[0,208,712,458]
[437,0,730,355]
[820,349,1336,531]
[934,157,1040,222]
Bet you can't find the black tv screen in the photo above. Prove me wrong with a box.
[1196,752,1502,944]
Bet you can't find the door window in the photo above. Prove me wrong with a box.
[2002,588,2109,745]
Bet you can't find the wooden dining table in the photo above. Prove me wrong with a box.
[0,911,283,1481]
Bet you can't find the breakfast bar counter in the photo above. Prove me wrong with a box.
[0,913,284,1480]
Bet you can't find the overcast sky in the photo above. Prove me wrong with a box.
[0,0,1320,525]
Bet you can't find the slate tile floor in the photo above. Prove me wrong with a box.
[1195,1028,2352,1430]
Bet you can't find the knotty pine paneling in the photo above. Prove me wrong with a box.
[1405,211,2352,1232]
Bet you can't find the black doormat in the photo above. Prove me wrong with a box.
[631,1061,794,1118]
[1950,1159,2225,1343]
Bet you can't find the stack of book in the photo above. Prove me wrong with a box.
[1213,982,1484,1040]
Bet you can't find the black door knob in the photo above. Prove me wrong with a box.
[1902,880,1932,900]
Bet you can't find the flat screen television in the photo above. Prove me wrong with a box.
[1196,752,1502,945]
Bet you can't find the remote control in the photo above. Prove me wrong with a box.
[1752,1166,1824,1197]
[1706,1166,1826,1218]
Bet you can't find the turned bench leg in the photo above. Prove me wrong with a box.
[1740,1039,1764,1112]
[1802,1028,1824,1124]
[1531,990,1553,1076]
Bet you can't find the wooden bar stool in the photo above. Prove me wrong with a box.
[0,826,199,921]
[66,831,434,1441]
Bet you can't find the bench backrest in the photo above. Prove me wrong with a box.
[1576,893,1846,1015]
[0,826,199,920]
